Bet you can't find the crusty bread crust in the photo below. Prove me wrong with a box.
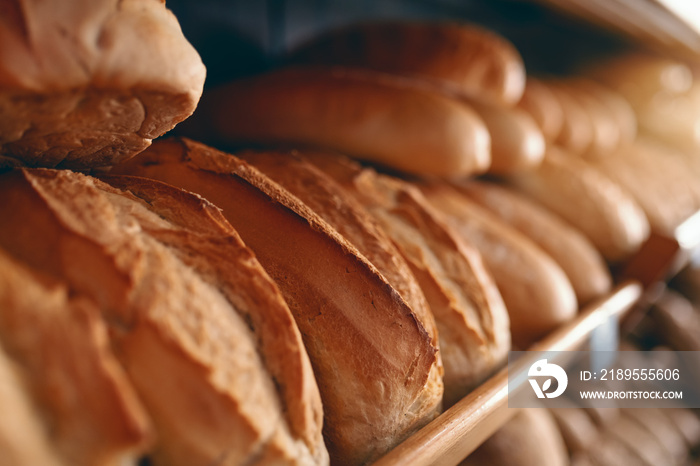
[110,138,442,464]
[303,153,510,405]
[418,182,577,347]
[290,21,526,106]
[0,249,152,466]
[0,168,322,465]
[0,0,206,168]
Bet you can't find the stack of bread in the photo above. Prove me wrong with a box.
[2,2,699,465]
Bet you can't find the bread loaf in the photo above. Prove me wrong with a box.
[459,409,568,466]
[623,409,687,464]
[0,248,152,465]
[589,139,700,234]
[109,138,443,464]
[0,168,327,465]
[517,78,564,142]
[548,404,599,453]
[301,152,510,405]
[468,101,545,173]
[547,84,594,154]
[237,149,441,362]
[183,67,491,177]
[604,416,672,466]
[0,0,206,168]
[0,338,64,466]
[456,181,611,304]
[418,182,577,347]
[290,21,526,106]
[507,147,650,262]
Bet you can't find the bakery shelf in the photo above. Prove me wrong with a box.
[372,281,642,466]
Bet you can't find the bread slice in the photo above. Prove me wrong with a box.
[289,21,526,106]
[0,0,206,168]
[302,153,510,405]
[109,138,442,464]
[418,182,577,347]
[183,66,491,177]
[455,181,611,304]
[0,248,152,466]
[0,168,324,465]
[236,149,440,363]
[506,147,650,262]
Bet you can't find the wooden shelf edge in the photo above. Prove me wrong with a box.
[372,281,642,466]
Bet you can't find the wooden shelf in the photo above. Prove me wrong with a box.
[372,281,642,466]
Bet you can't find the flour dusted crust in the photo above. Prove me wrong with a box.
[109,138,443,464]
[0,0,206,168]
[0,168,325,465]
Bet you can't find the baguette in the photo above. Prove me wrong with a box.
[290,21,526,106]
[517,78,564,142]
[456,181,611,304]
[0,168,326,465]
[468,101,545,174]
[109,138,443,464]
[301,152,510,405]
[418,182,577,346]
[507,147,650,262]
[0,0,206,168]
[0,249,152,465]
[183,67,491,177]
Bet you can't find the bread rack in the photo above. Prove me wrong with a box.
[372,209,700,465]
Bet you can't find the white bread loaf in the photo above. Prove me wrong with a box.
[303,152,510,406]
[0,0,206,168]
[290,21,526,106]
[182,67,491,177]
[507,147,650,262]
[418,182,578,347]
[109,138,443,464]
[0,248,152,465]
[456,181,611,304]
[0,168,327,465]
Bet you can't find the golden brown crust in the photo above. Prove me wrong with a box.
[237,150,440,351]
[546,84,594,155]
[0,168,319,465]
[517,78,564,142]
[418,182,578,347]
[506,147,650,262]
[0,249,152,466]
[184,67,491,177]
[290,21,526,106]
[456,181,611,304]
[95,174,327,462]
[0,0,206,168]
[303,153,510,405]
[110,138,442,464]
[467,101,545,174]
